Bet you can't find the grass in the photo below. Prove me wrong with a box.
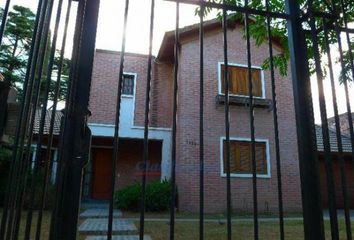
[123,211,303,219]
[139,219,352,240]
[0,210,86,240]
[0,211,52,239]
[1,210,352,239]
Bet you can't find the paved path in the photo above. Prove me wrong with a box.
[86,236,152,240]
[122,217,304,223]
[78,207,152,240]
[80,209,123,218]
[79,218,137,234]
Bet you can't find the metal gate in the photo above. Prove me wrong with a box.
[0,0,353,239]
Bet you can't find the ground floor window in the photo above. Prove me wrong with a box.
[220,137,270,178]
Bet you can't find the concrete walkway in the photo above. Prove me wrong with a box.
[78,208,152,240]
[80,209,123,218]
[86,236,151,240]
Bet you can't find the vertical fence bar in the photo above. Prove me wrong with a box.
[50,0,100,238]
[0,0,10,44]
[199,1,204,240]
[265,0,284,239]
[139,0,155,239]
[34,0,66,238]
[337,0,354,171]
[49,0,84,237]
[323,19,352,240]
[285,0,325,239]
[23,0,56,237]
[307,2,339,238]
[38,0,72,233]
[221,3,232,240]
[45,2,72,236]
[0,0,45,237]
[169,2,179,240]
[108,0,130,239]
[244,1,258,238]
[332,0,354,193]
[9,0,55,237]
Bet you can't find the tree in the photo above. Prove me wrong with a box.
[0,5,70,104]
[200,0,354,81]
[0,5,35,91]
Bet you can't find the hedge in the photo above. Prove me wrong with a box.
[114,180,173,212]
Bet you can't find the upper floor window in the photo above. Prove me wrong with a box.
[219,63,264,98]
[122,74,135,96]
[221,138,270,177]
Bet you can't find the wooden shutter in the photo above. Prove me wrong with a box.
[220,65,262,97]
[223,140,267,175]
[255,143,267,174]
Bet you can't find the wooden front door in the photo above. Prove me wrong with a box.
[92,148,113,200]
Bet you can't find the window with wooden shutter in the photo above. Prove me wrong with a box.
[223,139,268,175]
[220,64,263,98]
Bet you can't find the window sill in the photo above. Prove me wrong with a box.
[216,94,272,109]
[221,173,271,178]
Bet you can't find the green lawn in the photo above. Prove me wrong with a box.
[0,211,52,239]
[1,210,352,239]
[139,220,351,240]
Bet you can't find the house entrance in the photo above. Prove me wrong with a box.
[92,148,113,200]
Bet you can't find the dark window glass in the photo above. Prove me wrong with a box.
[122,74,134,95]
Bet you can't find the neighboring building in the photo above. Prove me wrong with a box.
[328,112,354,137]
[85,18,302,213]
[316,124,354,209]
[32,109,63,184]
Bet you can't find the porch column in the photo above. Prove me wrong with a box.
[160,137,172,180]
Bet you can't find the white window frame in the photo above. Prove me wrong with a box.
[217,62,266,99]
[121,72,137,98]
[219,136,271,178]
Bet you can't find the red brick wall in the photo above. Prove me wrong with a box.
[91,138,162,192]
[89,25,302,213]
[175,26,301,213]
[89,49,172,128]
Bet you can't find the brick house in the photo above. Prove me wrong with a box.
[84,18,303,214]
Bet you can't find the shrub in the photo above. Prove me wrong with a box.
[114,183,141,211]
[23,170,56,210]
[114,180,172,212]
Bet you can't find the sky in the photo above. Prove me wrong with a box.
[2,0,354,123]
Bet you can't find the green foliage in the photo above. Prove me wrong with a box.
[338,41,354,83]
[23,169,56,210]
[197,0,354,81]
[114,180,172,212]
[114,183,141,211]
[0,5,35,90]
[0,5,71,104]
[0,146,12,163]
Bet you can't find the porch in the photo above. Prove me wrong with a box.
[83,137,163,200]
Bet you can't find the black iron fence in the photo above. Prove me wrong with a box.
[0,0,353,239]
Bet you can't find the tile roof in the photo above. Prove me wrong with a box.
[315,125,353,153]
[33,109,63,135]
